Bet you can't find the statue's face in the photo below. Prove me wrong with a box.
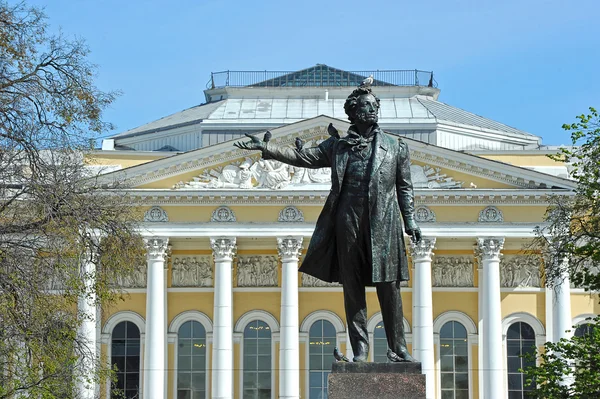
[355,94,379,125]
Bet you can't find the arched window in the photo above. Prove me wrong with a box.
[309,320,336,399]
[575,323,595,337]
[506,322,536,399]
[111,321,140,399]
[242,320,272,398]
[373,321,388,363]
[177,320,207,399]
[439,321,468,399]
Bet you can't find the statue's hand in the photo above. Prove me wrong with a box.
[405,219,422,243]
[234,133,265,151]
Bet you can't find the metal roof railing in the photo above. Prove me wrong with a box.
[206,67,437,89]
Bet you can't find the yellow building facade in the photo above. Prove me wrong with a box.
[90,67,598,399]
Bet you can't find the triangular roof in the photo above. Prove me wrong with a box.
[100,116,574,193]
[249,64,393,88]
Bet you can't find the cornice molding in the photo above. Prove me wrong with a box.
[126,188,572,206]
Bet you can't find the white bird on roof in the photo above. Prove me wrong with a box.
[360,74,374,88]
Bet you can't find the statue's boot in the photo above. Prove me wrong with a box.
[351,340,369,362]
[387,348,417,363]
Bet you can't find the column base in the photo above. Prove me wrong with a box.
[328,362,426,399]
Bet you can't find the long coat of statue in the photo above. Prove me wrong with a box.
[262,125,415,285]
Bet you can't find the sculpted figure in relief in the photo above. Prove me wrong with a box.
[501,256,541,287]
[172,256,213,287]
[237,255,278,287]
[432,257,473,287]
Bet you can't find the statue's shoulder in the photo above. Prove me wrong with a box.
[318,135,338,151]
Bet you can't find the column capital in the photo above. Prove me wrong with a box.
[277,236,303,262]
[143,237,169,261]
[409,237,436,262]
[476,237,505,261]
[210,237,237,261]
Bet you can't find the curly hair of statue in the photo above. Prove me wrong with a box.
[343,87,381,123]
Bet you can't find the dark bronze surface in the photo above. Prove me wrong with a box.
[234,86,421,362]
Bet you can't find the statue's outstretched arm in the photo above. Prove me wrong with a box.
[234,133,334,169]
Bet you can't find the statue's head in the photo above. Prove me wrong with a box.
[344,87,381,125]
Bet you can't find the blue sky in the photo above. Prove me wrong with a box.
[26,0,599,145]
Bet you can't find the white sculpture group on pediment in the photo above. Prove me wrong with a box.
[410,164,463,189]
[172,256,213,287]
[237,255,278,287]
[175,141,463,190]
[500,256,541,288]
[432,256,474,287]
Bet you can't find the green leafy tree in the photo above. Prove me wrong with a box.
[522,317,600,398]
[0,1,143,398]
[524,108,600,397]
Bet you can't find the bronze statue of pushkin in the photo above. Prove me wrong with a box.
[234,83,421,363]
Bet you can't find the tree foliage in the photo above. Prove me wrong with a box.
[522,317,600,399]
[536,107,600,291]
[0,2,143,398]
[524,108,600,397]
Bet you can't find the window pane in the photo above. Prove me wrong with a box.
[520,323,535,339]
[191,372,205,390]
[441,390,453,399]
[440,322,453,338]
[177,390,191,399]
[455,355,468,372]
[455,372,468,390]
[310,372,321,388]
[441,373,454,389]
[507,323,520,339]
[126,322,140,339]
[453,322,467,338]
[179,321,192,338]
[508,373,522,390]
[179,355,192,371]
[179,372,191,389]
[322,321,336,338]
[113,322,126,338]
[440,355,453,372]
[258,355,270,370]
[191,321,205,338]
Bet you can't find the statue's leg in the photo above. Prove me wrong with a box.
[376,281,415,361]
[341,272,369,362]
[336,197,370,362]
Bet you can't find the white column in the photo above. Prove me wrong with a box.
[410,237,436,399]
[277,237,303,399]
[210,237,236,399]
[77,247,97,399]
[552,259,572,342]
[477,237,505,399]
[143,237,169,399]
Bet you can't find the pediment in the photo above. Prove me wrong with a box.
[100,115,575,194]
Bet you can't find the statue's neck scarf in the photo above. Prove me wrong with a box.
[342,124,379,152]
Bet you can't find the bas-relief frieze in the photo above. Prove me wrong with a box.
[500,256,541,288]
[171,256,213,287]
[301,273,341,287]
[116,263,147,288]
[432,256,474,287]
[237,255,278,287]
[174,150,463,190]
[300,273,406,287]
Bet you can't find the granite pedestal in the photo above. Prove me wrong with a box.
[328,362,426,399]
